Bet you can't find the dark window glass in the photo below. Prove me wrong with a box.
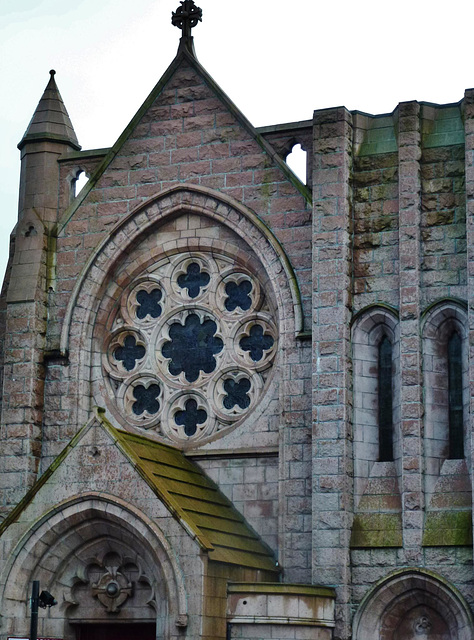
[114,335,145,371]
[239,325,274,362]
[174,399,207,437]
[448,332,464,459]
[177,262,210,298]
[225,280,252,312]
[136,289,162,319]
[378,336,393,462]
[162,313,223,383]
[132,384,160,416]
[223,377,251,410]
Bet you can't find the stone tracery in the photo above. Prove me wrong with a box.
[101,251,277,444]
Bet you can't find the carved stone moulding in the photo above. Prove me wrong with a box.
[91,567,133,613]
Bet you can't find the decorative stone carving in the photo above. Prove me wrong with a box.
[100,251,277,444]
[91,567,133,613]
[175,613,189,627]
[65,550,156,619]
[414,615,432,635]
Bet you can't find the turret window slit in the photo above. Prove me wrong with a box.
[448,331,463,459]
[378,335,393,462]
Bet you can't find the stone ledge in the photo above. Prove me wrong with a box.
[227,582,335,628]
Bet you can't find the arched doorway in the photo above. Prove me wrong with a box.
[0,495,187,640]
[353,569,473,640]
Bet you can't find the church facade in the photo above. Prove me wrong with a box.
[0,3,473,639]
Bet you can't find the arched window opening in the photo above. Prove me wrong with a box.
[448,331,464,459]
[422,301,469,497]
[285,144,307,184]
[378,335,393,462]
[351,306,400,507]
[73,170,89,198]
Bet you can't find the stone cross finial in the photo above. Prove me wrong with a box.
[172,0,202,39]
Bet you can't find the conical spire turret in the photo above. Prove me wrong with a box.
[18,70,80,150]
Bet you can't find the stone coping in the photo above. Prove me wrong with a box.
[185,446,278,460]
[58,147,110,161]
[227,582,335,598]
[227,582,336,628]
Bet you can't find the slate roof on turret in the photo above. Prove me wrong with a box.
[18,70,80,150]
[0,408,280,574]
[57,43,311,233]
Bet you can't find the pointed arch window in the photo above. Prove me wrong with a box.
[422,301,468,498]
[351,306,400,506]
[448,331,463,459]
[378,335,393,462]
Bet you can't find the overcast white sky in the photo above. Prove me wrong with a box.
[1,0,473,281]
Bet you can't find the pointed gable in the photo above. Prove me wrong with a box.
[18,70,80,150]
[58,47,311,234]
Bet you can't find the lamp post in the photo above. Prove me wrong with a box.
[29,581,39,640]
[29,581,57,640]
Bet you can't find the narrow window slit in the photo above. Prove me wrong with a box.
[73,170,89,198]
[378,335,393,462]
[448,331,463,459]
[286,144,307,184]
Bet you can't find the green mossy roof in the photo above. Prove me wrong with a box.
[0,409,279,573]
[111,423,279,571]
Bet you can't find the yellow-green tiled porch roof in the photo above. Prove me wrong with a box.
[0,409,279,574]
[110,421,279,573]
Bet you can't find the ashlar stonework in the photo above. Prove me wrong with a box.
[0,5,474,639]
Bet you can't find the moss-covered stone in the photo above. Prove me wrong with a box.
[423,510,472,546]
[350,513,403,548]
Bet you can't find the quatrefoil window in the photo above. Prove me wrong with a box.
[177,262,210,298]
[101,251,277,445]
[136,289,162,319]
[239,325,274,362]
[132,384,161,415]
[174,398,207,437]
[223,377,251,410]
[114,335,146,371]
[225,280,252,312]
[162,314,223,383]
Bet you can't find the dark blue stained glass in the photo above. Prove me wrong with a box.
[177,262,210,298]
[378,336,393,462]
[175,398,207,437]
[132,383,160,415]
[225,280,252,312]
[114,335,146,371]
[448,331,464,459]
[239,325,274,362]
[136,288,162,320]
[223,377,251,410]
[162,313,223,382]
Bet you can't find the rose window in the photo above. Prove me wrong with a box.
[101,252,277,445]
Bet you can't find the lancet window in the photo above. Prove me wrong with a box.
[422,301,468,495]
[378,335,393,462]
[351,306,400,503]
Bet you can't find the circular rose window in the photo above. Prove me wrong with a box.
[100,252,277,445]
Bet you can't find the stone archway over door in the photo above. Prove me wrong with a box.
[0,496,188,640]
[75,623,156,640]
[353,569,473,640]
